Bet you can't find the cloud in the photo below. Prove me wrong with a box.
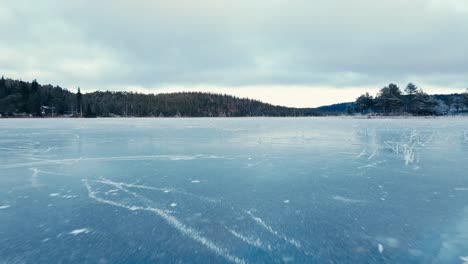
[1,0,467,106]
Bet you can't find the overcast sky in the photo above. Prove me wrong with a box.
[1,0,467,107]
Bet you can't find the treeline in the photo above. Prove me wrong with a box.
[0,77,321,117]
[353,83,468,115]
[0,77,75,116]
[2,77,467,117]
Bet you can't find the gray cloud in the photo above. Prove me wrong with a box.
[1,0,467,91]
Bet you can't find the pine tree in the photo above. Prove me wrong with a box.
[76,87,82,117]
[29,79,41,115]
[405,83,418,113]
[355,92,374,114]
[376,84,402,114]
[405,83,418,95]
[463,89,468,111]
[0,76,5,98]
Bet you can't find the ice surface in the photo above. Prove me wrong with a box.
[1,117,468,263]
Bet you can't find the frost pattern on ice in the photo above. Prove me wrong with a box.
[226,227,272,251]
[381,129,435,165]
[1,155,225,169]
[368,149,379,160]
[84,177,311,262]
[97,178,218,203]
[356,149,367,158]
[245,210,302,250]
[83,179,246,264]
[29,168,67,188]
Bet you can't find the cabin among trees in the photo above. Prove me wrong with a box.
[40,106,56,116]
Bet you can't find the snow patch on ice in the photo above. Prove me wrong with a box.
[69,228,91,236]
[105,189,119,195]
[0,205,11,209]
[378,243,384,253]
[333,196,364,204]
[30,168,40,188]
[49,193,60,197]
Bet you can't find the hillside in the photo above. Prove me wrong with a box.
[0,77,322,117]
[317,102,354,113]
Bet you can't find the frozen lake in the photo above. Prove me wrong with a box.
[1,117,468,263]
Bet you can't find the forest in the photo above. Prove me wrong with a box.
[351,83,468,115]
[1,77,467,117]
[0,77,320,117]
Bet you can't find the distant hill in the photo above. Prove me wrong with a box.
[317,102,354,113]
[0,77,322,117]
[432,93,464,104]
